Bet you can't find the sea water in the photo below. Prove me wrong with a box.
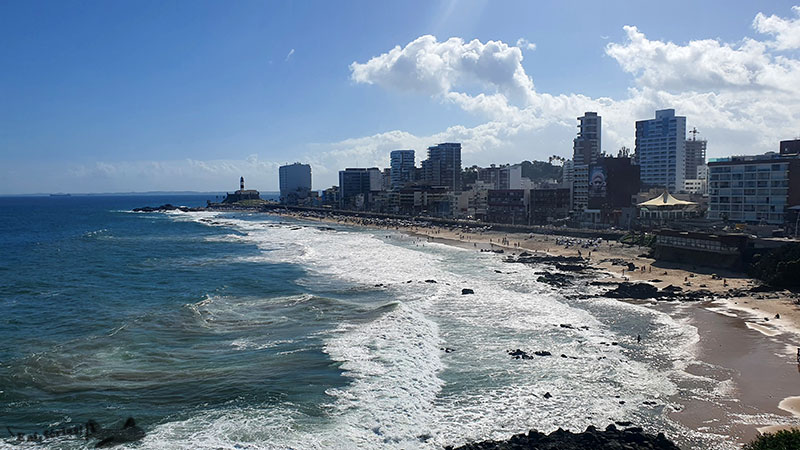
[0,195,734,449]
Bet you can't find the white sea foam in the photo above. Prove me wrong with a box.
[150,212,728,448]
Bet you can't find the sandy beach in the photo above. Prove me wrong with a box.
[271,209,800,445]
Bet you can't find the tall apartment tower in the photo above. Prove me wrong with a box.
[685,127,707,180]
[422,143,462,191]
[572,112,601,210]
[390,150,415,190]
[573,112,601,166]
[635,109,686,193]
[279,162,312,204]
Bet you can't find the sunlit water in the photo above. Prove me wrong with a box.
[0,196,736,448]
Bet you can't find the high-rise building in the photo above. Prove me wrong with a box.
[571,112,601,211]
[338,168,382,209]
[390,150,415,189]
[685,128,707,180]
[573,112,601,166]
[422,143,462,191]
[279,163,312,204]
[635,109,687,193]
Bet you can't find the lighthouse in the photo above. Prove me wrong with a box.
[222,176,261,204]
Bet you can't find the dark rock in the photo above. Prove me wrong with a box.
[555,263,588,272]
[462,288,475,295]
[132,204,201,213]
[536,272,574,287]
[750,284,779,293]
[508,349,534,360]
[446,424,681,449]
[605,282,659,299]
[424,279,437,283]
[534,350,552,356]
[93,418,145,448]
[543,392,552,399]
[590,280,619,286]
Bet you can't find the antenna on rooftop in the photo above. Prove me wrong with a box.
[689,127,699,141]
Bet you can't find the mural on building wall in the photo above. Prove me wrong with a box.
[589,166,607,198]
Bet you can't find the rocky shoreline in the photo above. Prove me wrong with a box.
[502,251,782,303]
[445,424,680,450]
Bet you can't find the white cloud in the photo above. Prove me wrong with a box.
[286,48,295,61]
[341,6,800,177]
[7,8,800,195]
[605,25,800,93]
[350,35,535,106]
[753,6,800,50]
[516,38,537,51]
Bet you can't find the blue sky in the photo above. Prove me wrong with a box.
[2,1,800,194]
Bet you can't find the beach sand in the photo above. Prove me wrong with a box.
[271,210,800,443]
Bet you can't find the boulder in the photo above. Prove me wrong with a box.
[605,282,659,299]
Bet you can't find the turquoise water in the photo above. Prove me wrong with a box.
[1,196,734,449]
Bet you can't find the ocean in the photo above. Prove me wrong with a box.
[0,195,731,449]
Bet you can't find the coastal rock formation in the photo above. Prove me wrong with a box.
[604,282,660,299]
[535,272,574,287]
[444,424,680,450]
[132,204,203,213]
[462,288,475,295]
[89,417,145,448]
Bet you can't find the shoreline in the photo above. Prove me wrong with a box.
[261,208,800,445]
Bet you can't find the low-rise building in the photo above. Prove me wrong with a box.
[487,189,529,224]
[530,188,570,224]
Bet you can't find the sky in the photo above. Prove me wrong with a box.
[2,1,800,194]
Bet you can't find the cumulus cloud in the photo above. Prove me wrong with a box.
[605,25,800,93]
[8,7,800,194]
[350,35,535,106]
[753,6,800,50]
[516,38,537,51]
[340,5,800,177]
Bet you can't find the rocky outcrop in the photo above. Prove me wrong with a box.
[462,288,475,295]
[536,272,574,287]
[89,417,146,448]
[604,282,660,299]
[132,204,203,213]
[445,424,680,450]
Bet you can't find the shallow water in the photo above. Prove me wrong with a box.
[0,196,740,448]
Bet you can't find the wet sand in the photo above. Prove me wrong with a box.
[271,210,800,443]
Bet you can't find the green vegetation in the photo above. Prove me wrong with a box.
[620,232,656,248]
[744,429,800,450]
[749,243,800,288]
[461,160,563,190]
[519,160,563,183]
